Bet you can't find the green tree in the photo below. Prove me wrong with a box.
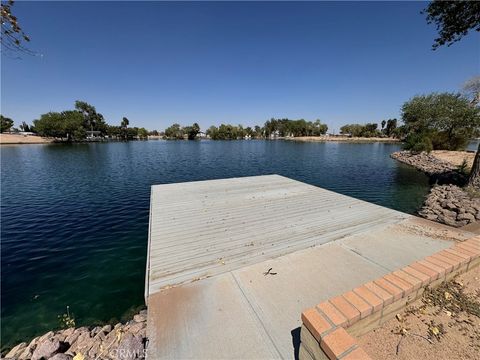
[164,123,184,139]
[384,119,398,137]
[424,1,480,50]
[206,125,219,139]
[184,122,200,140]
[75,101,107,134]
[19,121,31,132]
[0,115,14,132]
[424,2,480,186]
[401,93,480,151]
[106,125,121,138]
[120,117,130,140]
[33,111,85,141]
[462,77,480,187]
[254,125,263,138]
[137,127,148,140]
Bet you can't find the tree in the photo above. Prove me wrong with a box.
[254,125,263,138]
[401,93,480,151]
[381,120,386,131]
[1,0,33,56]
[0,115,14,132]
[423,1,480,50]
[75,101,106,133]
[19,121,31,132]
[164,123,184,139]
[106,125,121,138]
[33,111,85,141]
[184,122,200,140]
[120,117,130,140]
[121,117,129,128]
[462,77,480,187]
[383,118,398,137]
[463,76,480,106]
[339,123,379,137]
[137,127,148,140]
[424,2,480,187]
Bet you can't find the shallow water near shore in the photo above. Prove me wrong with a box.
[1,140,431,348]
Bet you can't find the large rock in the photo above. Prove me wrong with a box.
[31,338,65,360]
[5,342,27,359]
[133,313,146,323]
[48,354,73,360]
[117,333,145,360]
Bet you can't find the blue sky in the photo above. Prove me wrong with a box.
[1,1,478,132]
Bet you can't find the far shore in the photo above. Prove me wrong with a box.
[0,133,54,145]
[284,136,400,143]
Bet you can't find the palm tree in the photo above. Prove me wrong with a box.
[121,117,129,140]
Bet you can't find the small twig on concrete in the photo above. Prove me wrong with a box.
[263,268,277,276]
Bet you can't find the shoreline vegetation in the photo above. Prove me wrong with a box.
[0,133,402,145]
[284,136,400,143]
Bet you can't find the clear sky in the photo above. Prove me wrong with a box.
[1,1,479,132]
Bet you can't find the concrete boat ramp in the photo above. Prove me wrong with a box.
[145,175,473,359]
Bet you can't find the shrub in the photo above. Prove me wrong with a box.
[403,132,433,153]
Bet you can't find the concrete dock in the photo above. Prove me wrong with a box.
[145,175,473,359]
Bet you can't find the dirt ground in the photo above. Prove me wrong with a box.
[359,265,480,360]
[0,133,53,144]
[431,150,475,169]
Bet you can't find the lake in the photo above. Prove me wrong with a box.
[1,140,431,348]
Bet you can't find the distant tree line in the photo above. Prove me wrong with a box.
[163,119,329,140]
[264,118,328,138]
[1,101,148,141]
[339,119,398,138]
[164,123,200,140]
[206,124,259,140]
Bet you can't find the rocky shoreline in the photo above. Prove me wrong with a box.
[418,184,480,227]
[391,151,479,228]
[390,151,458,176]
[3,311,147,360]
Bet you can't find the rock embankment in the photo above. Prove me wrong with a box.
[418,185,480,227]
[391,150,480,228]
[4,311,147,360]
[390,151,458,176]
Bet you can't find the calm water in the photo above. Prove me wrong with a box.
[1,140,430,348]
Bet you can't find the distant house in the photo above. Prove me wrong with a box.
[269,130,280,139]
[197,131,207,139]
[86,131,102,138]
